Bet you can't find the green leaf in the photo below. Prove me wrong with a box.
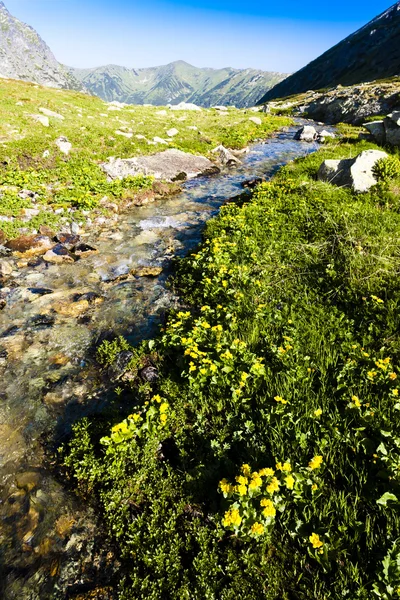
[377,492,398,507]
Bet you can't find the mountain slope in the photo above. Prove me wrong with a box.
[71,61,287,108]
[259,1,400,103]
[0,1,83,90]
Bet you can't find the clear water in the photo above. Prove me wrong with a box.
[0,124,323,598]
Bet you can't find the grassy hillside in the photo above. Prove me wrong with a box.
[0,78,290,239]
[64,123,400,598]
[259,2,400,103]
[72,61,287,108]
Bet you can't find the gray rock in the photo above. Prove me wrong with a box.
[363,120,386,145]
[249,117,262,125]
[384,117,400,146]
[295,125,317,142]
[388,111,400,127]
[39,107,64,120]
[31,114,49,127]
[55,136,72,155]
[212,145,241,166]
[166,128,179,137]
[318,149,388,193]
[101,149,219,182]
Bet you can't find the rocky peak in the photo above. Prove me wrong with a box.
[0,1,84,90]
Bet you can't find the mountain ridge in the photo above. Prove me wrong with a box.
[259,1,400,103]
[70,61,287,108]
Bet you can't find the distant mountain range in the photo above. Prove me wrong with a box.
[259,1,400,103]
[0,1,83,91]
[70,61,286,108]
[0,1,286,108]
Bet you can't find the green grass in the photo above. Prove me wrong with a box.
[0,79,291,238]
[63,133,400,598]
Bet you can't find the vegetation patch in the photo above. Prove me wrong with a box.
[62,128,400,598]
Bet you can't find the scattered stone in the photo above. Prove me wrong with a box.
[294,125,318,142]
[27,287,54,296]
[43,244,75,264]
[316,130,336,143]
[363,120,386,145]
[56,232,80,249]
[20,208,40,218]
[0,245,10,257]
[102,149,219,182]
[153,136,168,145]
[212,145,241,166]
[187,126,198,131]
[213,105,227,111]
[39,107,65,120]
[39,225,55,237]
[6,235,54,256]
[31,114,49,127]
[42,150,50,158]
[18,189,38,201]
[140,365,159,382]
[55,136,72,155]
[70,221,80,235]
[0,260,13,278]
[241,177,264,189]
[131,266,163,277]
[72,243,98,257]
[249,116,262,125]
[115,130,133,138]
[166,128,179,137]
[318,149,388,193]
[156,110,167,116]
[15,471,41,492]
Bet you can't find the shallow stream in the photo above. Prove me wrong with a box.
[0,123,325,598]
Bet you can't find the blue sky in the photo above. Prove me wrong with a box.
[6,0,392,72]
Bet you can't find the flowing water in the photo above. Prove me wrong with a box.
[0,124,326,598]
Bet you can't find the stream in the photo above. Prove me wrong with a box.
[0,122,326,599]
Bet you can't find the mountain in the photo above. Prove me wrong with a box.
[259,1,400,103]
[71,61,287,108]
[0,1,83,90]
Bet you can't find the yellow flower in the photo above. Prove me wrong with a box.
[249,474,262,490]
[367,370,377,379]
[251,522,265,536]
[267,477,280,494]
[393,389,399,397]
[274,396,288,405]
[312,483,318,492]
[128,413,141,422]
[285,475,295,490]
[314,408,322,417]
[236,484,247,496]
[236,475,248,485]
[352,395,362,408]
[241,464,251,477]
[152,394,162,403]
[219,479,234,494]
[261,499,276,518]
[309,533,323,549]
[223,508,242,527]
[371,295,384,304]
[259,468,275,477]
[159,403,169,414]
[390,373,398,381]
[308,455,323,470]
[189,363,197,372]
[160,413,167,425]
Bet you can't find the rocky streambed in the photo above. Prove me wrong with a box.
[0,124,326,599]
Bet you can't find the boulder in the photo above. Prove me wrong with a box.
[363,121,386,145]
[39,107,64,120]
[101,149,219,182]
[318,149,388,193]
[212,145,241,166]
[55,136,72,155]
[6,235,54,256]
[384,117,400,147]
[295,125,317,142]
[249,117,262,126]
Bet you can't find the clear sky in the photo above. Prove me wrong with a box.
[5,0,393,73]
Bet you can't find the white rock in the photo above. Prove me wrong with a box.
[211,145,241,166]
[39,107,64,120]
[42,150,50,158]
[115,130,133,138]
[153,137,168,144]
[166,128,179,137]
[31,114,49,127]
[108,106,121,111]
[55,136,72,156]
[169,102,202,111]
[295,125,317,142]
[187,126,198,131]
[249,117,262,125]
[156,110,167,116]
[136,134,146,140]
